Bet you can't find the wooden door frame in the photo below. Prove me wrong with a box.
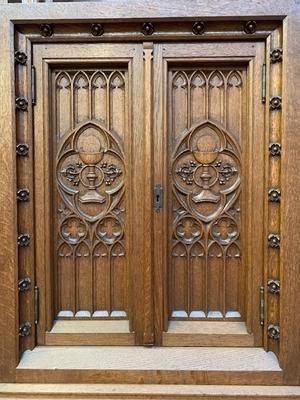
[0,0,299,385]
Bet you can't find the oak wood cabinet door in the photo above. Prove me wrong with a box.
[2,1,300,387]
[152,41,267,347]
[32,43,146,345]
[31,39,269,349]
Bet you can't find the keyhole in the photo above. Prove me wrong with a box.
[156,193,160,203]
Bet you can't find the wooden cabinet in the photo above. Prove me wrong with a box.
[0,1,300,392]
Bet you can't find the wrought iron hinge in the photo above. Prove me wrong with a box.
[154,184,163,212]
[261,63,266,103]
[259,286,265,326]
[31,66,36,105]
[34,286,39,325]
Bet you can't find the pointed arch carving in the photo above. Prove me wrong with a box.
[53,67,129,320]
[169,66,245,319]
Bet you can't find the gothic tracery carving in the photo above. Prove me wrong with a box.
[170,68,243,319]
[54,68,127,318]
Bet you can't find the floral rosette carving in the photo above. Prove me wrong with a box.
[172,121,241,223]
[57,121,124,222]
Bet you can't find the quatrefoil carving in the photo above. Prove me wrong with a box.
[173,121,241,223]
[57,121,124,222]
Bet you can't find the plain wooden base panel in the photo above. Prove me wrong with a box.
[1,384,300,399]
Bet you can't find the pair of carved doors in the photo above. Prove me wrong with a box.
[32,39,265,346]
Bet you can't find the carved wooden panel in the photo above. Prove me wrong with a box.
[168,68,246,319]
[53,69,128,319]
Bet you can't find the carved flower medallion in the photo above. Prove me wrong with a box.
[61,217,87,244]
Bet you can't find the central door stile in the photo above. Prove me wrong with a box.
[142,42,154,346]
[152,43,169,345]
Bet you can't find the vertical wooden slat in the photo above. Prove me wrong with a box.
[281,12,300,384]
[15,31,35,352]
[266,27,282,358]
[0,17,18,381]
[143,42,154,345]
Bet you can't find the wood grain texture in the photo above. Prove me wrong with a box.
[281,9,300,384]
[15,30,36,354]
[1,383,300,400]
[32,43,145,345]
[162,321,254,346]
[0,1,296,20]
[15,369,283,385]
[265,26,282,359]
[0,0,300,386]
[154,41,265,347]
[0,17,18,382]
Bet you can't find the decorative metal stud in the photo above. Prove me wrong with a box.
[269,142,281,157]
[16,143,29,157]
[15,97,28,111]
[19,321,32,337]
[18,233,31,247]
[268,188,281,203]
[244,20,257,34]
[18,277,31,292]
[14,51,27,65]
[267,324,280,340]
[91,23,104,36]
[40,24,54,37]
[141,22,154,36]
[270,48,283,63]
[268,234,280,248]
[192,21,206,35]
[267,279,280,294]
[17,188,30,202]
[270,96,282,110]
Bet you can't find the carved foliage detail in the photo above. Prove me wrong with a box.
[170,72,243,317]
[173,121,241,223]
[57,122,124,222]
[54,68,128,318]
